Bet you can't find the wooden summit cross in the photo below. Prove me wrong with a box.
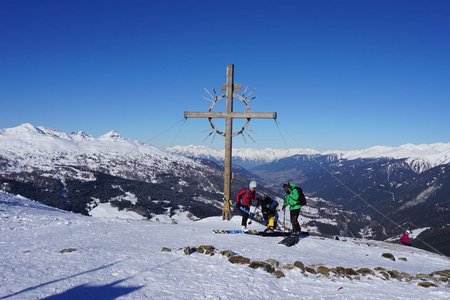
[184,64,277,220]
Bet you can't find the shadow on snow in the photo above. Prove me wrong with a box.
[41,278,142,300]
[0,262,128,300]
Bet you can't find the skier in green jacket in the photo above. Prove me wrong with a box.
[282,183,302,235]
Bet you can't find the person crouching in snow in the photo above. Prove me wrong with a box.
[400,230,411,246]
[260,195,279,233]
[235,180,257,232]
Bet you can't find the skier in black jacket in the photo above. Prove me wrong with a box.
[260,195,279,232]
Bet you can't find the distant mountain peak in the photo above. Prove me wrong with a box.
[1,123,94,141]
[3,123,45,135]
[99,130,125,141]
[70,131,94,141]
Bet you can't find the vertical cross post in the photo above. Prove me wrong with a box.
[184,64,277,220]
[223,65,234,220]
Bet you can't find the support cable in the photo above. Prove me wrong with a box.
[169,119,187,148]
[144,118,186,145]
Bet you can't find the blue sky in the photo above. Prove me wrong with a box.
[1,0,449,150]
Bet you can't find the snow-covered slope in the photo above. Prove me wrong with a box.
[167,145,320,164]
[0,123,209,184]
[0,123,227,219]
[332,144,450,173]
[167,142,450,173]
[2,124,448,176]
[1,191,449,299]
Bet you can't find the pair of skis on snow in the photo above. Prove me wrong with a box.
[212,229,291,236]
[212,228,309,246]
[215,207,309,246]
[213,229,260,235]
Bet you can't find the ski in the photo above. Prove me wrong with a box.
[239,207,265,225]
[259,231,292,237]
[213,229,259,235]
[278,231,310,247]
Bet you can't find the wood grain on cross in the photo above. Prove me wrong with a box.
[184,64,277,220]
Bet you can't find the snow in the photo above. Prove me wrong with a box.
[149,213,174,224]
[384,227,432,243]
[98,130,125,141]
[314,218,338,226]
[411,227,431,239]
[360,226,376,239]
[88,202,145,220]
[1,191,449,299]
[167,145,320,163]
[399,185,441,210]
[109,190,139,205]
[0,123,208,184]
[167,142,450,173]
[1,124,449,178]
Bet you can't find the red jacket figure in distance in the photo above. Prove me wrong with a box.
[400,231,411,246]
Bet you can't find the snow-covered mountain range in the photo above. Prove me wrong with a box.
[0,123,209,183]
[1,123,449,256]
[167,145,319,163]
[167,142,450,173]
[0,123,359,227]
[0,123,228,220]
[3,123,448,177]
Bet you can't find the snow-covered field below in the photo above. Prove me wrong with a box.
[1,191,449,299]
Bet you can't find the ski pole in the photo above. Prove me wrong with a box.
[248,205,258,225]
[248,196,260,225]
[283,209,286,232]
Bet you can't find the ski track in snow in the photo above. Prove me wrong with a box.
[0,192,449,299]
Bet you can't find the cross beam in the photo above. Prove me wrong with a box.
[184,64,277,220]
[184,112,276,119]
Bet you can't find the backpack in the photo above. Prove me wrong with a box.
[294,186,307,206]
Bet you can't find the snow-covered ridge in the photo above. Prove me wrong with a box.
[1,123,126,143]
[331,143,450,168]
[0,123,161,157]
[0,123,204,182]
[167,142,450,172]
[167,145,320,163]
[2,124,449,174]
